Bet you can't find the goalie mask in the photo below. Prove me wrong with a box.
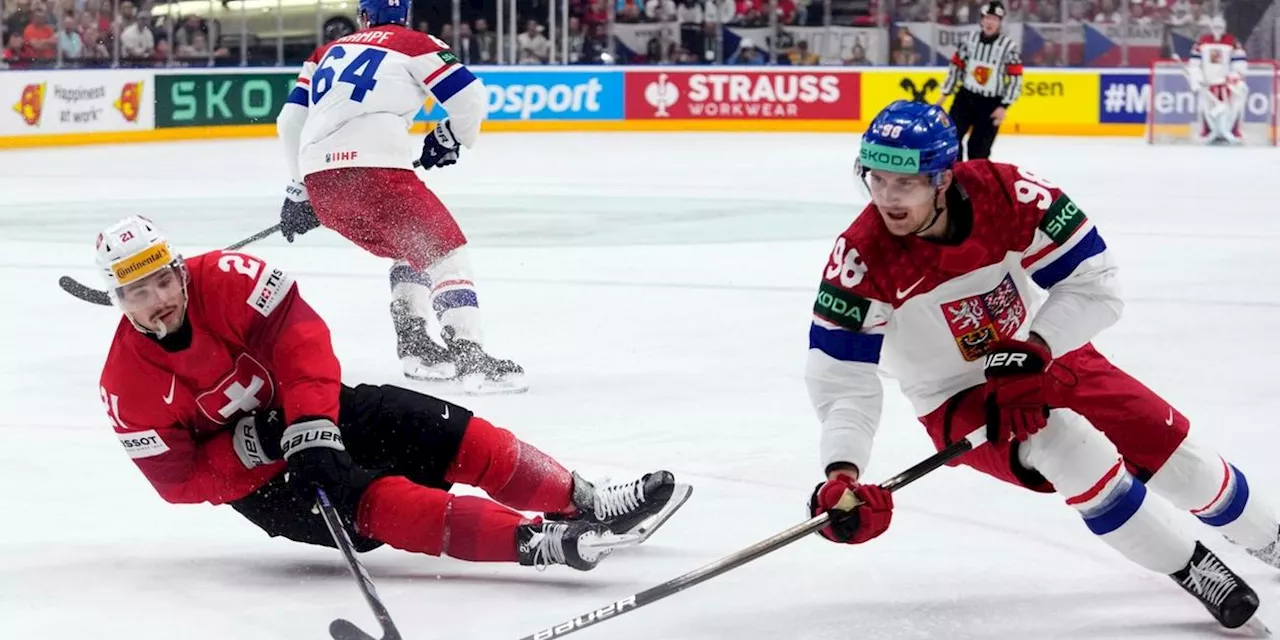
[1209,15,1226,38]
[94,216,189,339]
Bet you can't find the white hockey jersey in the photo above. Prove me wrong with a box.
[806,161,1120,474]
[1190,33,1247,86]
[277,25,486,181]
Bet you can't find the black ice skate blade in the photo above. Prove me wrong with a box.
[330,618,399,640]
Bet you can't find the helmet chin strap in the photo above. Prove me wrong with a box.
[911,176,948,236]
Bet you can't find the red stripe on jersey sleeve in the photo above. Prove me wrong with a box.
[297,77,311,85]
[950,52,964,67]
[422,61,457,87]
[1006,63,1023,75]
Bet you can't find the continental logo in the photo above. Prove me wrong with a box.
[113,244,172,284]
[12,83,46,126]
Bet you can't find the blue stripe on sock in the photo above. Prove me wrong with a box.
[1083,477,1147,536]
[389,264,430,288]
[1199,465,1251,528]
[433,289,478,313]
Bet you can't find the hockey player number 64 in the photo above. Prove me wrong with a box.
[311,46,389,104]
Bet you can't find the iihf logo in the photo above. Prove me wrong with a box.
[644,73,679,117]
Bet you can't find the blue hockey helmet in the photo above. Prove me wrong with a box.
[359,0,409,27]
[858,100,959,186]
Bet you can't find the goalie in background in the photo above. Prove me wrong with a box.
[1187,15,1249,145]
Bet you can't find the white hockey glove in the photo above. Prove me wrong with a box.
[420,118,461,170]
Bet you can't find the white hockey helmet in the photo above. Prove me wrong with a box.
[1209,14,1226,37]
[94,216,188,336]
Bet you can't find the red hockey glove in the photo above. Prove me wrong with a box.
[982,340,1053,444]
[808,476,894,544]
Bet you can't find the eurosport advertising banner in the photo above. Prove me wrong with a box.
[417,69,624,121]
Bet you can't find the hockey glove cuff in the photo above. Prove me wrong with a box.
[420,118,461,170]
[279,182,321,243]
[982,340,1053,444]
[280,419,376,509]
[809,477,894,544]
[232,409,285,468]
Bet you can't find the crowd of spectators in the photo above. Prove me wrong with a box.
[1,0,1235,68]
[3,0,227,68]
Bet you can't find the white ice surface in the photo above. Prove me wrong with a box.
[1,133,1279,640]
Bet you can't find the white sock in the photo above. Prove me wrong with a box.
[1020,410,1194,574]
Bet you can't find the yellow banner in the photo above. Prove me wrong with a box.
[859,70,1098,131]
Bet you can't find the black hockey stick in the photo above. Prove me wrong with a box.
[58,223,282,306]
[316,488,403,640]
[517,427,988,640]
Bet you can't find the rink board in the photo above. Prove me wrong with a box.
[0,65,1238,149]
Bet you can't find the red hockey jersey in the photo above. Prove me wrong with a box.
[98,251,341,505]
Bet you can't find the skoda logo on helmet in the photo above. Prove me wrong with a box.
[860,146,920,171]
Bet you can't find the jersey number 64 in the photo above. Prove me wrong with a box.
[311,46,389,104]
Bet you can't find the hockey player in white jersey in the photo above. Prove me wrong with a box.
[1188,15,1249,144]
[275,0,526,394]
[806,100,1280,631]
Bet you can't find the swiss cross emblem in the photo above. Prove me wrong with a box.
[973,65,992,86]
[195,354,275,425]
[940,274,1027,361]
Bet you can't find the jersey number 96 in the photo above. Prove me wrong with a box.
[311,46,389,104]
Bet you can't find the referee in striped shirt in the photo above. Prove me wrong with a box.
[937,1,1023,160]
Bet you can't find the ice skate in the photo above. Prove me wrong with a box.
[554,470,693,543]
[516,520,633,571]
[391,298,456,381]
[1244,525,1280,570]
[442,327,528,395]
[1173,541,1264,631]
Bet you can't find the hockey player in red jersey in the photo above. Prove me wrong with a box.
[275,0,523,394]
[806,101,1280,630]
[95,216,691,570]
[1188,15,1250,144]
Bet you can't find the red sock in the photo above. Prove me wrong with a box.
[356,476,525,562]
[445,417,575,513]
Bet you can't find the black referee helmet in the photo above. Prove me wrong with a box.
[981,1,1006,18]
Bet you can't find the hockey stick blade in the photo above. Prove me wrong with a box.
[316,488,403,640]
[59,224,281,306]
[516,427,987,640]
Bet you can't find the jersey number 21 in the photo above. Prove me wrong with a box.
[311,46,388,104]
